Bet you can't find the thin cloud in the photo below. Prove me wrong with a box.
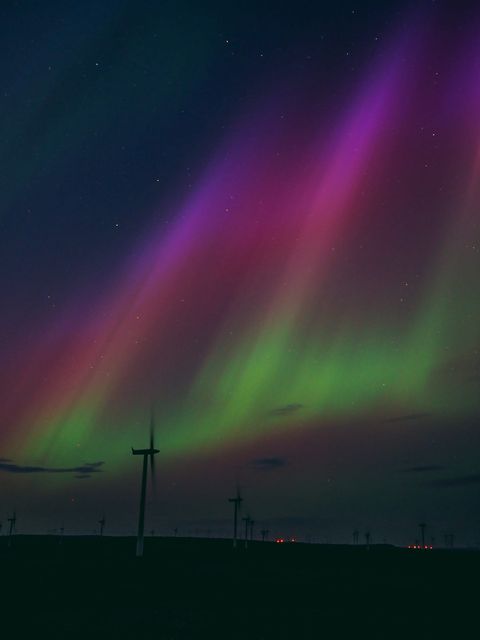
[249,457,287,471]
[270,403,303,417]
[431,474,480,488]
[0,460,105,479]
[83,462,104,470]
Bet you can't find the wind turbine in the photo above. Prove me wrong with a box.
[419,523,426,548]
[353,530,359,545]
[98,515,106,537]
[228,487,243,549]
[8,511,16,546]
[261,528,269,542]
[132,410,159,557]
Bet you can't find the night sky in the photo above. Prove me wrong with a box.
[1,0,479,545]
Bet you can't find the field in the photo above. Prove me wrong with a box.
[1,536,477,639]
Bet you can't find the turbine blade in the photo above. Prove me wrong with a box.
[150,452,156,494]
[149,407,155,450]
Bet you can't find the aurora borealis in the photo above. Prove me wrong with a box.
[1,1,479,542]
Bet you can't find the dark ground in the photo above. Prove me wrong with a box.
[0,536,477,639]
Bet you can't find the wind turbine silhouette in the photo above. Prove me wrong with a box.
[132,410,159,557]
[261,528,269,541]
[228,487,243,549]
[419,523,426,548]
[8,511,16,546]
[98,515,106,537]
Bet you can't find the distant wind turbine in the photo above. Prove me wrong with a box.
[7,511,16,546]
[419,523,426,548]
[228,487,243,549]
[132,410,159,557]
[261,528,269,542]
[98,515,106,537]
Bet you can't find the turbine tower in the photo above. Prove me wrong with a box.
[228,487,243,549]
[8,511,16,546]
[261,528,269,542]
[132,410,159,557]
[98,515,106,537]
[419,523,426,548]
[353,530,359,545]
